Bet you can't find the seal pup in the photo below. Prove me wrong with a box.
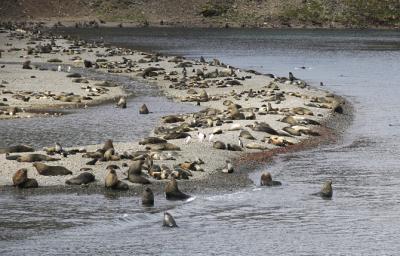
[260,172,282,186]
[165,177,190,200]
[312,180,333,199]
[66,172,95,185]
[33,163,73,176]
[142,187,154,206]
[163,212,178,228]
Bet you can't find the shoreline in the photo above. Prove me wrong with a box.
[0,24,352,196]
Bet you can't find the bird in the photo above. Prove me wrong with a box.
[184,135,192,144]
[57,65,62,72]
[67,66,71,72]
[208,133,214,142]
[238,138,243,148]
[198,132,206,143]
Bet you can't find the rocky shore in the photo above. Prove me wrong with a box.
[0,23,349,195]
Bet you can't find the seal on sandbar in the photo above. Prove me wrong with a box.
[163,212,178,228]
[0,145,34,154]
[105,167,129,190]
[165,177,190,200]
[33,163,72,176]
[142,187,154,206]
[17,154,60,162]
[312,180,333,199]
[260,172,282,186]
[66,172,95,185]
[12,168,38,188]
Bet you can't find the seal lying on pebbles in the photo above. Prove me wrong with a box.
[33,163,72,176]
[17,154,60,162]
[65,172,95,185]
[165,177,190,200]
[142,187,154,206]
[128,160,151,184]
[312,180,333,199]
[13,169,39,188]
[260,172,281,186]
[163,212,178,228]
[0,145,34,154]
[239,130,256,140]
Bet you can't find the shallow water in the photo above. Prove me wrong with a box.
[1,28,400,255]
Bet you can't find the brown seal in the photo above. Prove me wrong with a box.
[260,172,282,186]
[102,139,114,152]
[12,168,28,187]
[33,163,72,176]
[314,180,333,199]
[0,145,34,154]
[142,187,154,206]
[105,169,119,188]
[165,177,190,200]
[17,154,60,162]
[66,172,95,185]
[139,104,149,114]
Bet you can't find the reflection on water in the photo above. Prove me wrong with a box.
[1,28,400,255]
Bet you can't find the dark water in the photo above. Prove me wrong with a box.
[1,28,400,255]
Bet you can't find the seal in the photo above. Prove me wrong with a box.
[17,154,60,162]
[12,168,28,187]
[163,212,178,228]
[0,145,34,154]
[142,187,154,206]
[260,172,282,186]
[33,163,73,176]
[105,168,119,188]
[66,172,95,185]
[102,139,114,152]
[139,104,149,114]
[165,177,190,200]
[116,96,127,108]
[313,180,333,199]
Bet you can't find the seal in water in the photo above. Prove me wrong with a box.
[17,154,60,162]
[163,212,178,228]
[142,187,154,206]
[139,104,149,114]
[66,172,95,185]
[0,145,34,154]
[165,177,190,200]
[33,163,73,176]
[312,180,333,199]
[116,96,127,108]
[260,172,282,186]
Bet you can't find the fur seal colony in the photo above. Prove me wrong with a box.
[0,22,345,205]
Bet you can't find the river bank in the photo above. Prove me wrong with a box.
[0,24,348,194]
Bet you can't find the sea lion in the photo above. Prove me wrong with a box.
[0,145,34,154]
[139,137,167,145]
[128,160,151,184]
[5,153,20,160]
[246,143,268,150]
[17,154,60,162]
[250,122,279,135]
[116,96,127,108]
[260,172,282,186]
[313,180,333,199]
[12,168,28,187]
[66,172,95,185]
[129,174,151,184]
[163,212,178,228]
[33,163,73,176]
[105,169,119,188]
[139,104,149,114]
[145,143,180,151]
[142,187,154,206]
[103,139,114,151]
[165,177,190,200]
